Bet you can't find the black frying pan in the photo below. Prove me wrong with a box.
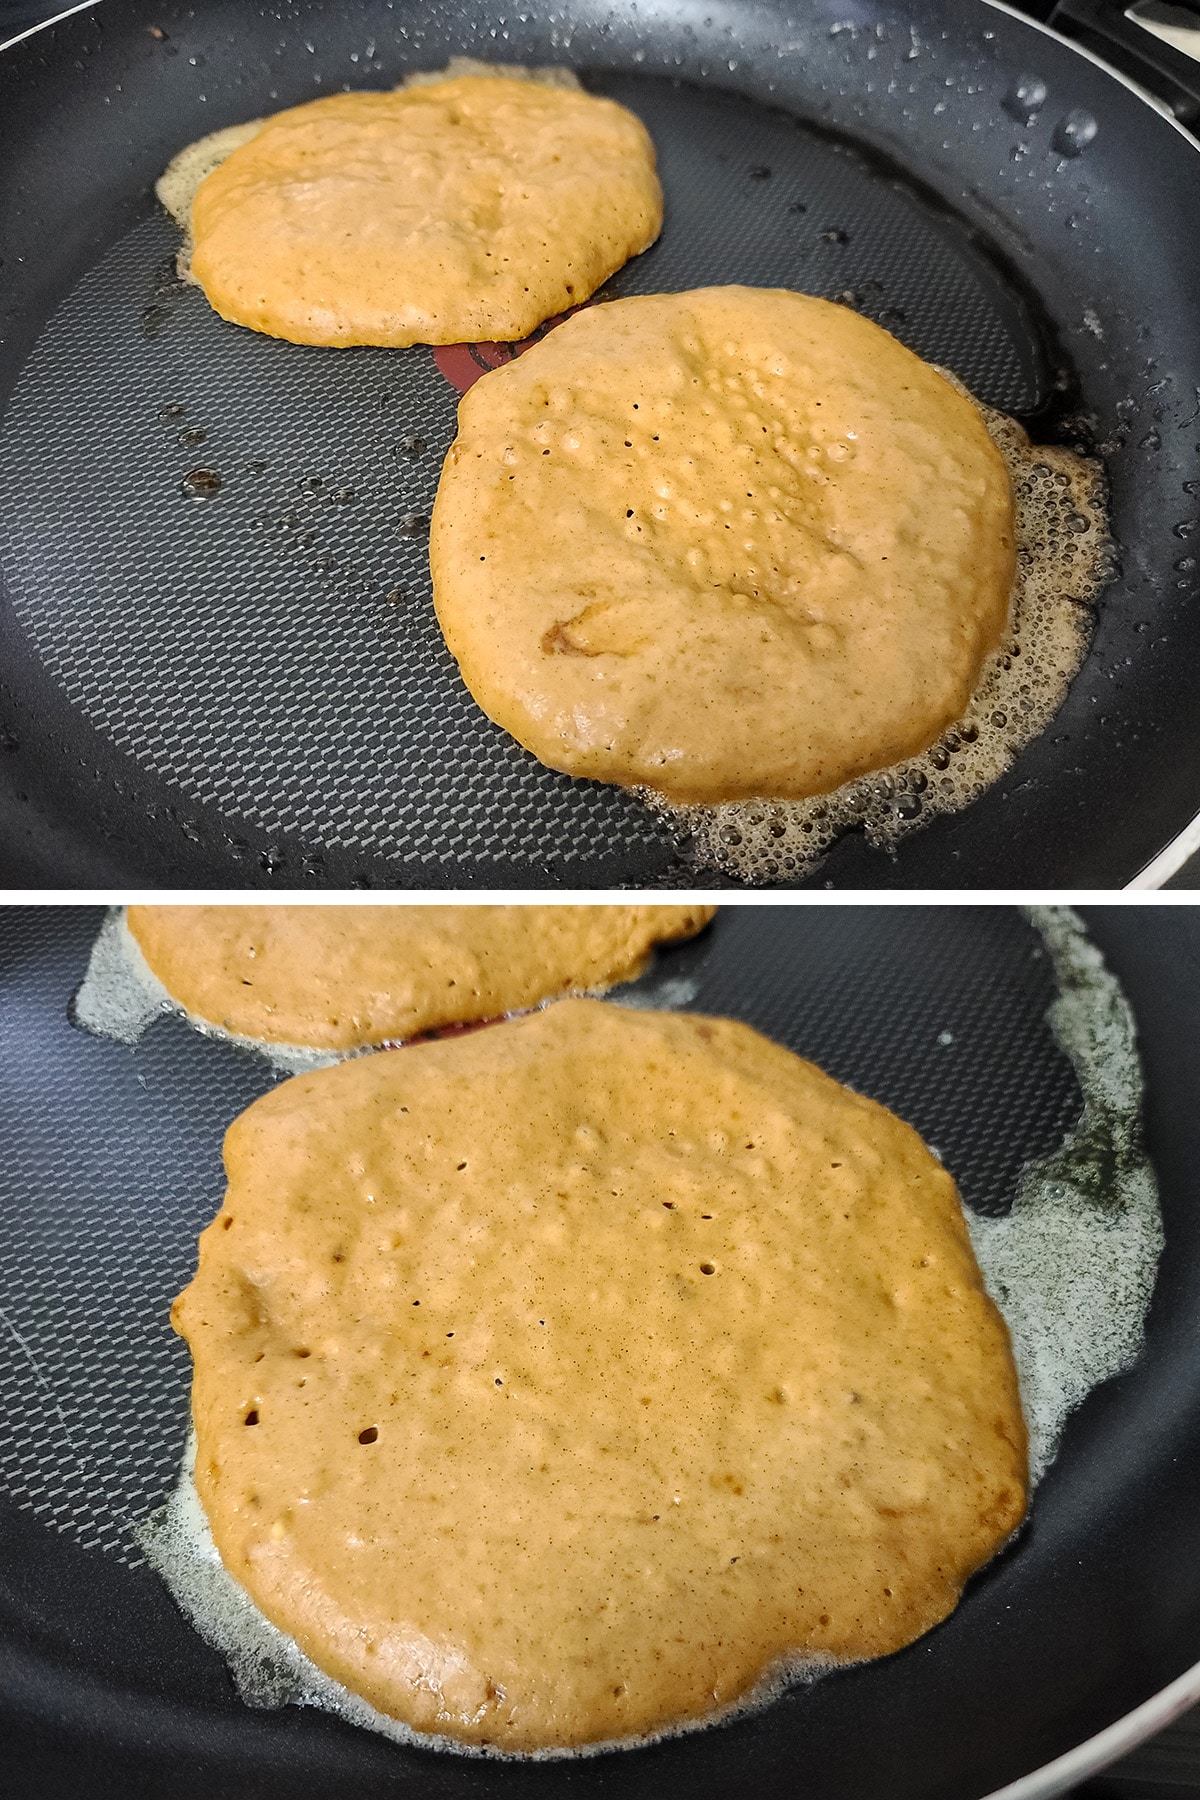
[1,902,1199,1800]
[0,0,1198,888]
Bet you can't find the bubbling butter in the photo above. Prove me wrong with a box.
[658,388,1111,883]
[970,907,1163,1485]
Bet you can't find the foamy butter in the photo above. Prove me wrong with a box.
[138,907,1161,1757]
[969,906,1163,1485]
[73,907,699,1069]
[655,386,1112,883]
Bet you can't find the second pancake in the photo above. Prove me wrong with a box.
[125,904,713,1049]
[165,73,662,348]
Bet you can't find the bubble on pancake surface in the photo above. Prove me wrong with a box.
[138,910,1159,1756]
[969,906,1162,1487]
[653,382,1112,884]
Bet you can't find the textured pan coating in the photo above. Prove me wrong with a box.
[431,287,1016,804]
[125,904,714,1048]
[174,999,1027,1752]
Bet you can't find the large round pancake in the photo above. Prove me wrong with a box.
[125,904,713,1049]
[176,75,662,348]
[173,998,1027,1753]
[430,287,1016,804]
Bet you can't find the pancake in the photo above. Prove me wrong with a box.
[156,65,662,348]
[430,285,1017,805]
[173,998,1027,1753]
[124,904,713,1050]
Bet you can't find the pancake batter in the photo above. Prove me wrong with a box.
[430,286,1016,804]
[125,904,713,1049]
[158,69,662,348]
[173,998,1027,1752]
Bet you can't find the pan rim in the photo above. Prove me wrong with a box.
[981,1655,1200,1799]
[981,0,1200,894]
[1129,809,1200,885]
[984,0,1198,129]
[0,0,97,53]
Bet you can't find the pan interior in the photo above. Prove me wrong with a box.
[0,75,1048,884]
[0,905,1080,1572]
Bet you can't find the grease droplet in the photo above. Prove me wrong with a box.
[1002,74,1047,124]
[1052,109,1098,156]
[180,467,221,500]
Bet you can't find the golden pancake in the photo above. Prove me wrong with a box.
[173,998,1027,1753]
[430,286,1016,805]
[159,70,662,348]
[125,904,713,1049]
[154,60,587,281]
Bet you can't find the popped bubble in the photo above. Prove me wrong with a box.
[650,379,1112,885]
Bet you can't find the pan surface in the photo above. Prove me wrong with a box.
[2,903,1199,1800]
[0,0,1198,887]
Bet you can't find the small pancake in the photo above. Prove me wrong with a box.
[174,998,1027,1753]
[125,904,713,1049]
[430,286,1016,805]
[158,68,661,348]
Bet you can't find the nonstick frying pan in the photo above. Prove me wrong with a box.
[1,902,1199,1800]
[0,0,1199,889]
